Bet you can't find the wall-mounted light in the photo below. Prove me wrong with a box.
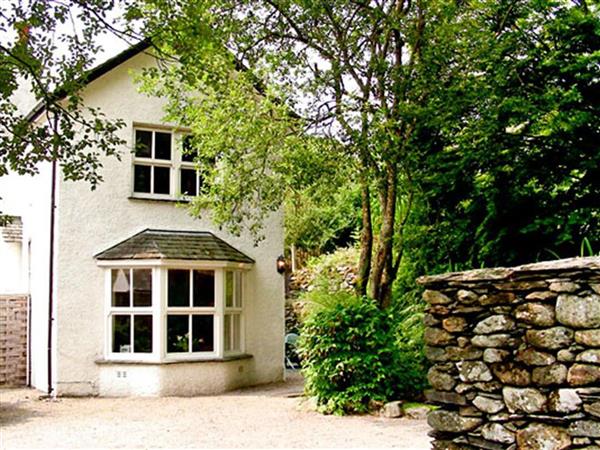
[276,255,286,274]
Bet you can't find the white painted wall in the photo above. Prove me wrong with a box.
[0,166,53,391]
[54,51,285,396]
[0,239,23,294]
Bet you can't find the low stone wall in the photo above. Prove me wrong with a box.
[418,257,600,450]
[0,294,28,386]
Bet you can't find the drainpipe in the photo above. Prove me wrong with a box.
[47,138,58,396]
[27,293,32,387]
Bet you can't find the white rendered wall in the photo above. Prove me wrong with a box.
[0,240,23,294]
[54,51,285,396]
[0,166,54,391]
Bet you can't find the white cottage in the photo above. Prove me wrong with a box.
[0,42,285,396]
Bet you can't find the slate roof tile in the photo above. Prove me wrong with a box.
[95,229,254,264]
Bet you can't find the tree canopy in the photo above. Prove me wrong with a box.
[406,0,600,273]
[135,0,599,305]
[1,0,597,306]
[0,0,135,186]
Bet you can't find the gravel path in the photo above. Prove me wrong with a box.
[1,375,431,448]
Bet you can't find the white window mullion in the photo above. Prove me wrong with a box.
[188,314,193,354]
[188,270,193,353]
[153,267,163,361]
[129,313,134,352]
[215,269,224,358]
[151,130,156,159]
[171,132,177,197]
[129,269,133,307]
[104,269,111,358]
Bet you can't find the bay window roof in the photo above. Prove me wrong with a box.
[94,229,254,264]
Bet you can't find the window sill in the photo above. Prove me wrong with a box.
[95,353,253,365]
[128,195,190,204]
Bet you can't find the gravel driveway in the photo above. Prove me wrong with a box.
[1,374,431,448]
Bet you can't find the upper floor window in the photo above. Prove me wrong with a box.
[132,128,206,199]
[179,136,201,197]
[133,129,172,195]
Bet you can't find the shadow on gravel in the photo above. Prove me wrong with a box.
[225,370,304,398]
[0,401,45,427]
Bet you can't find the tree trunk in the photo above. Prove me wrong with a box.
[356,174,372,297]
[369,163,397,306]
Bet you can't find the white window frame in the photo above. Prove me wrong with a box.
[131,127,204,200]
[101,260,249,363]
[105,267,158,362]
[131,127,175,199]
[224,271,244,355]
[179,135,202,198]
[164,268,219,359]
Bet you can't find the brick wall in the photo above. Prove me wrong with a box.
[0,295,28,386]
[418,257,599,450]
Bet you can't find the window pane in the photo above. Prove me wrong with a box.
[167,315,189,353]
[135,130,152,158]
[232,314,241,351]
[133,269,152,307]
[111,269,130,307]
[112,315,131,353]
[134,165,151,193]
[224,315,231,352]
[182,135,195,162]
[192,315,214,352]
[193,270,214,307]
[180,169,197,196]
[155,132,172,160]
[168,270,189,307]
[234,272,242,308]
[153,166,170,195]
[133,315,153,353]
[225,271,233,308]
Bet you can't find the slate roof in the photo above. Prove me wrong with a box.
[95,229,254,264]
[1,216,23,243]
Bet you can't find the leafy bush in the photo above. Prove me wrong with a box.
[390,289,428,400]
[297,290,427,415]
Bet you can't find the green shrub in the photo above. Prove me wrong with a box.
[389,289,428,399]
[298,291,420,415]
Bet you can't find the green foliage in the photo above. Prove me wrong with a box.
[298,285,427,415]
[389,288,428,400]
[285,178,361,254]
[298,292,397,415]
[406,1,600,273]
[0,1,129,186]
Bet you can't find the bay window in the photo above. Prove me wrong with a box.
[105,265,246,361]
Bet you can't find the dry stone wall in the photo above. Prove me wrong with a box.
[418,257,600,450]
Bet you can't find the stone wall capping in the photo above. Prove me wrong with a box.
[417,256,600,285]
[422,257,600,449]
